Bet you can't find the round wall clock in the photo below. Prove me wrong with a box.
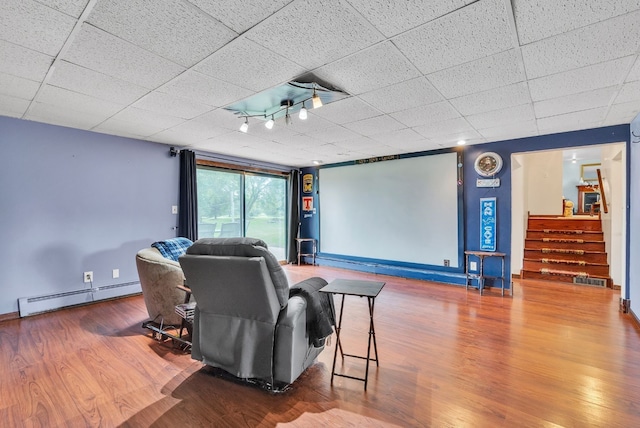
[474,152,503,177]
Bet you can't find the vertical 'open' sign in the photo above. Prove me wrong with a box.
[480,197,497,252]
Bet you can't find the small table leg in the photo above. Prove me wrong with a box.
[330,294,346,385]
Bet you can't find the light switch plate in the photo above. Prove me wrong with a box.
[172,205,178,214]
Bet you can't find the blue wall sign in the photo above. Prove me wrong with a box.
[480,197,497,251]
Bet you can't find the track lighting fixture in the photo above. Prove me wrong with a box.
[312,88,323,109]
[299,102,308,120]
[265,115,274,130]
[285,109,292,126]
[239,117,249,133]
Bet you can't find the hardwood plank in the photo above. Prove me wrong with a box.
[1,265,639,427]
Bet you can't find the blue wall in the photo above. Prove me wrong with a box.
[0,116,180,315]
[301,124,630,289]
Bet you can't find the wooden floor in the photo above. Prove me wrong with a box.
[1,265,639,427]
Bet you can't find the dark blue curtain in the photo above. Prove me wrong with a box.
[178,150,198,242]
[287,169,300,263]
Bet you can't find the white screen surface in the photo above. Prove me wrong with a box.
[319,153,459,267]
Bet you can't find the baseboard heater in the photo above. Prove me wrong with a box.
[573,276,607,287]
[18,281,141,317]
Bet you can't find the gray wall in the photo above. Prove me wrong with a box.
[630,116,640,316]
[0,116,180,315]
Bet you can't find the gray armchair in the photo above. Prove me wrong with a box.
[179,237,332,388]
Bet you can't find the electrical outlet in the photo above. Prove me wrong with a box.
[444,259,450,267]
[112,269,120,279]
[470,261,478,271]
[172,205,178,214]
[84,271,93,283]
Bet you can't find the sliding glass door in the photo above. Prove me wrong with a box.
[196,166,287,260]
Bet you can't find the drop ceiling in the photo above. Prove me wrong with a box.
[1,0,639,167]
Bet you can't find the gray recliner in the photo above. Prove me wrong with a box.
[179,237,331,387]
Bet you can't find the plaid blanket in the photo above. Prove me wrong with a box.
[152,237,193,261]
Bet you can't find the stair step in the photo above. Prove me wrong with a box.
[523,259,610,276]
[521,269,611,287]
[526,230,603,240]
[523,249,608,263]
[525,238,605,251]
[527,217,602,231]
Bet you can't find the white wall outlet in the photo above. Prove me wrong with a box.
[172,205,178,214]
[112,269,120,279]
[84,271,93,283]
[470,261,478,271]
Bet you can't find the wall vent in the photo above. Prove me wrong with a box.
[18,281,141,317]
[573,276,606,287]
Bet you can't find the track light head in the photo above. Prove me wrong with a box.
[239,117,249,133]
[312,89,323,109]
[265,115,274,129]
[299,102,308,120]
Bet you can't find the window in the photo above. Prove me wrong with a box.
[196,164,288,260]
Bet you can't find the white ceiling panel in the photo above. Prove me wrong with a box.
[413,117,475,139]
[87,0,237,67]
[369,128,424,145]
[521,11,640,79]
[0,41,53,82]
[0,0,77,56]
[614,80,640,104]
[427,49,526,99]
[0,72,40,100]
[466,103,535,130]
[106,106,185,133]
[627,57,640,82]
[161,71,253,108]
[605,101,640,125]
[34,0,90,18]
[186,0,292,35]
[430,130,484,146]
[304,126,360,144]
[48,60,149,104]
[35,84,124,118]
[96,117,172,139]
[449,82,532,116]
[0,95,30,118]
[27,101,109,129]
[513,0,640,45]
[315,42,420,95]
[537,107,608,135]
[310,97,381,125]
[132,91,213,120]
[534,87,618,119]
[528,57,634,102]
[345,0,472,37]
[246,0,384,69]
[194,38,304,92]
[477,120,539,142]
[343,115,405,136]
[391,101,460,127]
[393,0,514,75]
[62,24,185,88]
[358,77,443,114]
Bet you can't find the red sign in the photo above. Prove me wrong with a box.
[302,196,313,211]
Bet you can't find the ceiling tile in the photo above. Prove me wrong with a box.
[36,84,124,117]
[26,101,108,129]
[87,0,237,67]
[107,106,185,132]
[345,0,472,37]
[304,126,361,144]
[194,38,304,92]
[62,24,185,88]
[513,0,640,45]
[133,91,213,120]
[537,107,608,134]
[605,100,640,125]
[393,0,514,75]
[449,82,532,116]
[343,115,405,136]
[521,11,640,79]
[359,77,443,114]
[96,118,170,139]
[48,60,149,104]
[187,0,292,34]
[615,80,640,104]
[534,87,617,118]
[34,0,90,18]
[466,103,535,129]
[0,72,40,100]
[369,128,424,145]
[315,42,420,95]
[310,97,381,124]
[477,120,539,142]
[161,71,253,108]
[528,56,634,101]
[0,41,53,82]
[391,101,460,127]
[627,56,640,82]
[0,95,30,118]
[246,0,384,69]
[0,0,76,56]
[427,49,526,98]
[430,130,484,147]
[413,117,475,138]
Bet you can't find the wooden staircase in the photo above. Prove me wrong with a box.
[521,214,612,287]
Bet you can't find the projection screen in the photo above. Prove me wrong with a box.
[319,152,460,267]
